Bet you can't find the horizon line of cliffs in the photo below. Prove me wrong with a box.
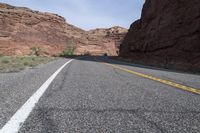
[0,3,127,56]
[0,1,200,72]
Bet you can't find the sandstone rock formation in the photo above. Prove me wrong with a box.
[0,3,127,56]
[88,26,127,54]
[120,0,200,72]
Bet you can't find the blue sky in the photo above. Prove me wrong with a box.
[1,0,144,30]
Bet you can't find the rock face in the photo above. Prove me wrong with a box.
[88,26,127,54]
[120,0,200,71]
[75,26,127,56]
[0,3,127,56]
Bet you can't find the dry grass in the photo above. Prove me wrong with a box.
[0,56,57,73]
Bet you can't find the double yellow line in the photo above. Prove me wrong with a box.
[103,62,200,95]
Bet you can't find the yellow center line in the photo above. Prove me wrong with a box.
[103,62,200,95]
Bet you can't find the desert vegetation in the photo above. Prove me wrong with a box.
[0,56,56,73]
[30,47,41,56]
[60,46,76,57]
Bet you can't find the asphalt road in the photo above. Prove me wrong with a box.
[0,56,200,133]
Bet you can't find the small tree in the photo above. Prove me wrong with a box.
[60,46,75,57]
[30,47,41,56]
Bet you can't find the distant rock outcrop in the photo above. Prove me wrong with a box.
[0,3,127,56]
[120,0,200,72]
[88,26,127,54]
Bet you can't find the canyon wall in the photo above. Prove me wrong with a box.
[120,0,200,72]
[0,3,127,56]
[88,26,127,54]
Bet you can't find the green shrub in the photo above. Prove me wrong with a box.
[24,62,29,66]
[30,47,41,56]
[60,47,75,56]
[31,57,36,61]
[2,59,10,64]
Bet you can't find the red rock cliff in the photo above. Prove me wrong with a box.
[120,0,200,72]
[0,3,127,56]
[88,26,127,54]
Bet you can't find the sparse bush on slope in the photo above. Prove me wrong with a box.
[60,46,75,57]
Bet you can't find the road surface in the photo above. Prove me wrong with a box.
[0,56,200,133]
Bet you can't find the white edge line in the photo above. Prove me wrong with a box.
[0,59,74,133]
